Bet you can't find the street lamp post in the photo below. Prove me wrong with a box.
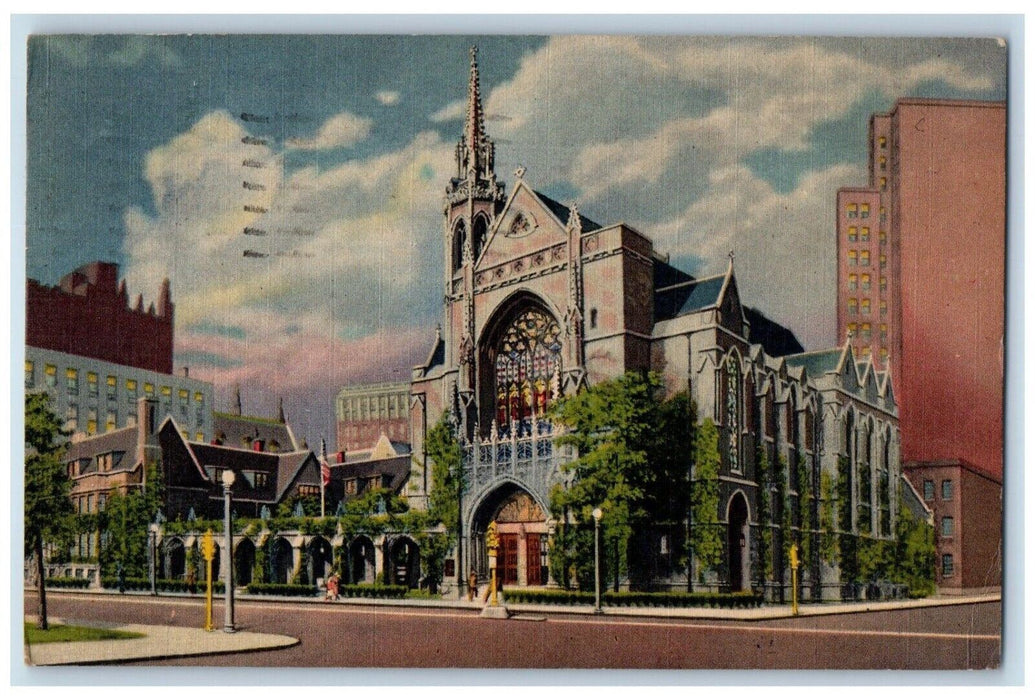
[592,507,603,615]
[148,522,158,596]
[221,470,236,633]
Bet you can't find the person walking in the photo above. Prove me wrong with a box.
[325,571,340,601]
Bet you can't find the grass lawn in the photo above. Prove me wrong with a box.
[24,622,145,645]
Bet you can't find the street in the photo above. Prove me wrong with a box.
[25,592,1000,669]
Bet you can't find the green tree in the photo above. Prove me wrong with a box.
[836,455,859,585]
[690,418,722,576]
[796,454,813,569]
[551,371,693,590]
[755,444,773,582]
[99,463,164,579]
[425,416,463,538]
[890,503,936,597]
[25,392,74,630]
[819,471,838,565]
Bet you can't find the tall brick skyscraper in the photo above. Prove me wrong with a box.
[836,98,1005,479]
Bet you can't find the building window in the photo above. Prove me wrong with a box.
[66,368,79,395]
[45,364,57,388]
[87,408,98,435]
[848,226,857,242]
[878,136,887,148]
[106,411,117,431]
[879,230,887,245]
[179,389,189,418]
[298,485,320,498]
[345,479,357,495]
[859,346,871,358]
[880,276,887,292]
[880,324,888,341]
[145,382,154,398]
[860,203,870,218]
[848,298,858,315]
[726,353,742,473]
[860,227,870,242]
[878,155,887,171]
[942,554,955,577]
[848,274,857,291]
[861,299,871,315]
[861,274,871,291]
[880,347,888,363]
[493,307,563,427]
[254,472,268,489]
[66,404,79,430]
[126,379,138,401]
[861,323,871,342]
[923,480,934,501]
[941,516,955,537]
[87,372,98,397]
[195,432,204,441]
[86,494,94,513]
[107,375,117,401]
[880,300,888,317]
[846,203,858,218]
[847,322,858,337]
[98,494,106,511]
[127,412,137,428]
[25,361,35,388]
[860,251,870,267]
[880,176,887,190]
[941,479,953,500]
[848,250,857,266]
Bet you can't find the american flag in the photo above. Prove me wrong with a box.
[320,439,332,487]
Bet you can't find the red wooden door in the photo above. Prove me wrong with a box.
[526,534,542,586]
[500,534,519,585]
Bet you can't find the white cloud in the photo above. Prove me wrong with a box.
[430,99,465,122]
[286,111,373,150]
[376,90,401,106]
[121,111,454,432]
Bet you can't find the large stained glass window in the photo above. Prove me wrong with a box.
[726,353,741,471]
[495,308,562,429]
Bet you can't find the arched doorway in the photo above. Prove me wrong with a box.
[308,537,334,584]
[471,483,549,586]
[235,539,256,586]
[389,537,420,589]
[270,538,295,584]
[349,536,376,584]
[727,493,750,592]
[163,538,185,580]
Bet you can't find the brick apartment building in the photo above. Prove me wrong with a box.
[335,381,410,454]
[836,99,1005,591]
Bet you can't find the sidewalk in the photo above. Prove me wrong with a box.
[40,586,1001,621]
[24,616,298,666]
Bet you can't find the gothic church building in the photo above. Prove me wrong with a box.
[409,49,900,599]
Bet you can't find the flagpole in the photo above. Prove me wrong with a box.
[320,438,327,519]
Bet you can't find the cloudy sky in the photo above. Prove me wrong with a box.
[25,35,1007,446]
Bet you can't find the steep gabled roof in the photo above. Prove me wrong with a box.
[784,348,843,377]
[654,273,726,321]
[275,451,318,502]
[534,190,601,232]
[330,455,412,495]
[213,412,297,452]
[67,426,138,471]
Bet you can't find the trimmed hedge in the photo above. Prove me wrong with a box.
[45,577,91,589]
[101,577,225,594]
[504,589,764,609]
[339,584,408,599]
[246,583,319,597]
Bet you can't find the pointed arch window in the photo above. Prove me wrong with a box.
[726,353,742,472]
[494,308,562,429]
[452,219,467,273]
[472,214,489,262]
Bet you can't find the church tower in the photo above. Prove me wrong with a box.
[444,46,506,423]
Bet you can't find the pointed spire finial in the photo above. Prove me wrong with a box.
[277,396,286,423]
[514,165,526,179]
[567,202,582,232]
[232,383,242,416]
[157,278,172,318]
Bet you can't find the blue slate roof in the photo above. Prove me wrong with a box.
[534,190,601,232]
[654,274,726,321]
[783,348,843,377]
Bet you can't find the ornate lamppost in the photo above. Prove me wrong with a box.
[148,521,159,596]
[592,507,603,615]
[221,469,236,633]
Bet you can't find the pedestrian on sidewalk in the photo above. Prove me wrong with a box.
[467,569,477,601]
[325,572,340,601]
[186,568,197,595]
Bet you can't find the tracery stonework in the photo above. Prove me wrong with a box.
[496,492,546,523]
[494,308,562,427]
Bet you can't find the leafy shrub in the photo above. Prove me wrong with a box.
[101,577,224,593]
[45,577,91,589]
[338,584,408,599]
[246,583,319,596]
[504,589,763,608]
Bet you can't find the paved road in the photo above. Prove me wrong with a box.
[27,592,1001,669]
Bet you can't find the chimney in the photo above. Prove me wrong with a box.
[182,366,189,378]
[336,451,345,464]
[252,439,265,452]
[136,396,159,465]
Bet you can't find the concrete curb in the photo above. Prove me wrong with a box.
[23,616,299,666]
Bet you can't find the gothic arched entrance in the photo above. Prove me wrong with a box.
[471,483,549,587]
[348,536,376,584]
[727,492,750,592]
[235,538,256,586]
[389,537,420,589]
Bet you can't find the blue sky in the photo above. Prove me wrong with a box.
[25,35,1007,446]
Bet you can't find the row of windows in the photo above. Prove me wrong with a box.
[846,250,888,268]
[846,298,888,317]
[341,393,408,421]
[847,274,888,292]
[850,346,889,361]
[846,322,889,342]
[923,479,954,501]
[942,553,955,577]
[846,228,889,245]
[25,362,205,409]
[845,203,871,219]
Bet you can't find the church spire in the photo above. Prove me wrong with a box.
[448,45,502,205]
